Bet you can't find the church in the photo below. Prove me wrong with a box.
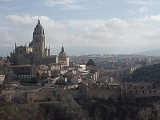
[10,19,69,66]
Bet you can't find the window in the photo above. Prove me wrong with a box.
[57,94,60,98]
[142,90,144,94]
[29,97,32,101]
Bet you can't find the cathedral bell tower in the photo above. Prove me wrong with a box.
[33,19,45,65]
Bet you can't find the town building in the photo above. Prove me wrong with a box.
[7,65,36,80]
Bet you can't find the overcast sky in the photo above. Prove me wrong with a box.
[1,0,160,56]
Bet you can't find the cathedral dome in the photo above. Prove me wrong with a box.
[36,19,43,28]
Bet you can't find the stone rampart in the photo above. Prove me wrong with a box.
[3,82,160,103]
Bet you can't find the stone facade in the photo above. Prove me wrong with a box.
[10,19,69,66]
[7,65,36,80]
[121,82,158,99]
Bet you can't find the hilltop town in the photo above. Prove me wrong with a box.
[1,20,160,103]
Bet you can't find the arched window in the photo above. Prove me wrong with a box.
[20,50,22,54]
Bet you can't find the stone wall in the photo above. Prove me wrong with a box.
[85,89,121,99]
[27,91,56,102]
[26,89,121,102]
[3,82,160,103]
[61,89,81,99]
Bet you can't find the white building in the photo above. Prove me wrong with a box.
[0,75,5,84]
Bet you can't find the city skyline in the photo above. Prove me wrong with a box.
[1,0,160,56]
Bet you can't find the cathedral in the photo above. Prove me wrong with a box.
[10,19,69,66]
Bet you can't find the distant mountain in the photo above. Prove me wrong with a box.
[137,49,160,56]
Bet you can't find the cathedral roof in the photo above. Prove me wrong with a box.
[42,55,57,58]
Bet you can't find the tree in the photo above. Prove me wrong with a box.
[86,59,95,66]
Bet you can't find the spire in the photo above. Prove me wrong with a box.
[61,44,64,53]
[38,18,40,24]
[48,46,50,56]
[15,42,16,48]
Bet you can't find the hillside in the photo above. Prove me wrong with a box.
[130,63,160,82]
[137,49,160,56]
[1,96,160,120]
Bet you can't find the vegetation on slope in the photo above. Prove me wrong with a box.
[129,63,160,82]
[1,95,160,120]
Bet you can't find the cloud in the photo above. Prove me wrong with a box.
[45,0,75,6]
[43,0,91,10]
[6,15,36,24]
[2,14,160,55]
[0,30,15,45]
[127,0,154,5]
[5,15,60,29]
[44,0,85,7]
[145,14,160,21]
[60,4,87,10]
[0,0,11,1]
[139,6,148,12]
[136,14,160,22]
[67,18,158,49]
[127,10,135,14]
